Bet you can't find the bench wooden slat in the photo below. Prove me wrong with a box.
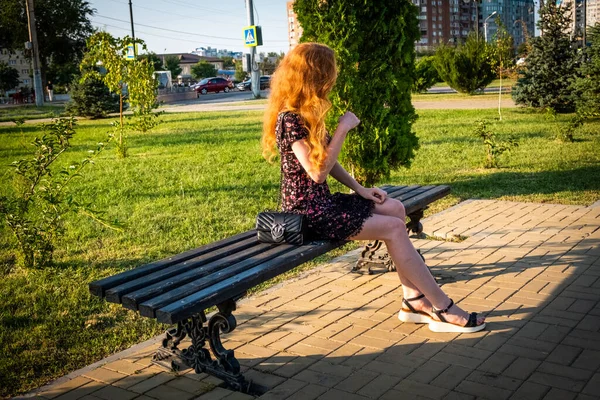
[155,241,344,324]
[138,245,298,318]
[404,186,451,215]
[121,241,276,311]
[89,230,255,297]
[384,185,421,199]
[105,236,258,303]
[394,185,435,204]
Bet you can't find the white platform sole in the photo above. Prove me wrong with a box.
[428,321,486,333]
[398,309,431,324]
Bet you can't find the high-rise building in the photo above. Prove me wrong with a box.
[480,0,536,49]
[413,0,477,52]
[0,49,32,91]
[589,0,600,26]
[287,1,303,49]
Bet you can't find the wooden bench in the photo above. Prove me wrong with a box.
[89,184,450,393]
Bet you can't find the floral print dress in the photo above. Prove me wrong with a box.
[276,112,375,240]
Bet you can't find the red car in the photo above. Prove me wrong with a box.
[195,77,232,96]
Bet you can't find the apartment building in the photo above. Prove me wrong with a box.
[0,49,32,91]
[413,0,477,52]
[287,1,303,49]
[589,0,600,26]
[480,0,536,49]
[559,0,599,43]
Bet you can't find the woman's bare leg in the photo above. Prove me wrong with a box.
[371,199,424,300]
[350,213,485,326]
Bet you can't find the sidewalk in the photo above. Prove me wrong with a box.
[25,199,600,400]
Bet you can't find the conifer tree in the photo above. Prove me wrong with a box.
[512,2,578,112]
[572,24,600,116]
[294,0,420,186]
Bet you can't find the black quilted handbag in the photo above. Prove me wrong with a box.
[256,212,306,245]
[256,111,308,246]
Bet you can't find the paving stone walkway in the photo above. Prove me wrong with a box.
[28,200,600,400]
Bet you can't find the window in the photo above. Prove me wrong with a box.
[23,79,29,84]
[9,60,16,65]
[22,69,29,74]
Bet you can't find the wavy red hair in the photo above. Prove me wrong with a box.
[262,42,337,173]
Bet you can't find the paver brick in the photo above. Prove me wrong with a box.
[545,345,583,366]
[195,387,234,400]
[509,381,549,400]
[543,388,578,400]
[466,370,522,391]
[394,379,450,400]
[164,376,212,394]
[284,383,328,400]
[572,349,600,371]
[430,365,473,390]
[53,380,105,400]
[38,376,92,399]
[128,372,176,394]
[274,356,319,378]
[455,379,512,400]
[334,370,378,393]
[406,360,449,384]
[356,374,402,399]
[528,372,585,392]
[243,369,286,391]
[502,357,540,380]
[82,368,128,385]
[293,369,345,388]
[581,373,600,397]
[477,352,515,375]
[316,388,370,400]
[257,379,307,400]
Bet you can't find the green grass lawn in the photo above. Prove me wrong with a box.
[0,104,66,122]
[0,108,599,397]
[432,78,517,89]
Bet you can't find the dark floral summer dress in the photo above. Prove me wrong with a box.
[276,112,375,240]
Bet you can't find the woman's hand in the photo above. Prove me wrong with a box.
[338,112,360,133]
[357,186,387,204]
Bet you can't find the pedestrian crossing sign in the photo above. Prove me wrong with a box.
[243,25,263,47]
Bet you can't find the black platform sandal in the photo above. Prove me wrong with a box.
[398,294,432,324]
[428,298,486,333]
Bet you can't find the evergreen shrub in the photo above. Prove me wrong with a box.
[294,0,420,185]
[66,75,119,119]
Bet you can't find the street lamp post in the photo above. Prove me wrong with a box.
[484,11,498,42]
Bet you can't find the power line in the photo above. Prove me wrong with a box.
[160,0,246,17]
[102,0,246,27]
[95,14,289,42]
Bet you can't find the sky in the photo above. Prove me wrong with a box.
[88,0,290,55]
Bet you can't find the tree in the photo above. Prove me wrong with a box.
[138,52,163,71]
[164,55,182,78]
[191,62,217,79]
[0,61,20,93]
[493,18,515,120]
[65,74,120,118]
[234,60,247,81]
[412,56,440,93]
[512,2,578,113]
[434,33,496,94]
[294,0,420,186]
[0,0,94,86]
[80,32,160,157]
[571,24,600,116]
[221,56,235,69]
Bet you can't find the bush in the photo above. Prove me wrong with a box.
[0,118,110,268]
[412,56,440,93]
[473,120,518,168]
[294,0,420,185]
[434,33,496,94]
[571,24,600,116]
[512,2,578,113]
[66,76,120,119]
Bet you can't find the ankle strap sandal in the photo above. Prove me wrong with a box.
[428,298,486,333]
[398,294,432,324]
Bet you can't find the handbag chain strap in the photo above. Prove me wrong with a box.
[277,111,313,213]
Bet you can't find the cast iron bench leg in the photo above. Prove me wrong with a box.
[153,299,250,393]
[352,207,426,274]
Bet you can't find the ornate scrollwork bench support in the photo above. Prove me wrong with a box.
[352,208,426,275]
[152,299,251,393]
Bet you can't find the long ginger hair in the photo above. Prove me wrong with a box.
[262,43,337,173]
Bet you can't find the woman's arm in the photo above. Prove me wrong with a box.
[329,162,387,204]
[291,112,359,184]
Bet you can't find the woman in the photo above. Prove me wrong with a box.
[262,43,485,333]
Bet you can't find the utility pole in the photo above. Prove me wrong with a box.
[129,0,137,56]
[245,0,260,98]
[25,0,44,106]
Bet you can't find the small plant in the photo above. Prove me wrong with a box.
[473,120,518,168]
[555,115,583,143]
[0,117,117,268]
